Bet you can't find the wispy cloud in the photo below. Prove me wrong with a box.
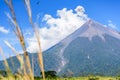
[108,20,117,29]
[27,5,89,53]
[0,26,9,34]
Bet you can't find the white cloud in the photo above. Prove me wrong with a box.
[103,25,107,27]
[75,6,85,17]
[107,20,117,29]
[0,26,9,34]
[27,5,89,53]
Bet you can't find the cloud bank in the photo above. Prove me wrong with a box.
[27,6,89,53]
[0,26,9,34]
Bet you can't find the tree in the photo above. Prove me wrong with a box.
[40,71,57,78]
[0,70,7,77]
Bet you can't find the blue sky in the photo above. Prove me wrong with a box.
[0,0,120,60]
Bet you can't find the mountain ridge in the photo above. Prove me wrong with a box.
[1,20,120,76]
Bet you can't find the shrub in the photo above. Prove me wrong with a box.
[88,77,99,80]
[40,71,57,78]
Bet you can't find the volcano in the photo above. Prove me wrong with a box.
[43,20,120,76]
[1,20,120,76]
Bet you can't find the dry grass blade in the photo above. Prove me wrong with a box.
[4,41,24,71]
[24,0,46,80]
[0,47,11,76]
[4,41,30,80]
[4,0,34,80]
[34,27,45,80]
[23,0,32,22]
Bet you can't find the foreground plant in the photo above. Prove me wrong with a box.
[2,0,46,80]
[24,0,45,80]
[4,0,32,80]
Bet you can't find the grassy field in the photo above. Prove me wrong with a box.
[0,76,119,80]
[34,76,119,80]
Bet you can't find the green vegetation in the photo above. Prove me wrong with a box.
[0,76,120,80]
[33,76,120,80]
[0,70,119,80]
[40,71,57,78]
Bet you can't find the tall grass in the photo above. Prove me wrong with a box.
[4,40,24,72]
[0,0,46,80]
[0,47,10,74]
[23,0,45,80]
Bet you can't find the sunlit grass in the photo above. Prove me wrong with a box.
[0,0,46,80]
[0,76,118,80]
